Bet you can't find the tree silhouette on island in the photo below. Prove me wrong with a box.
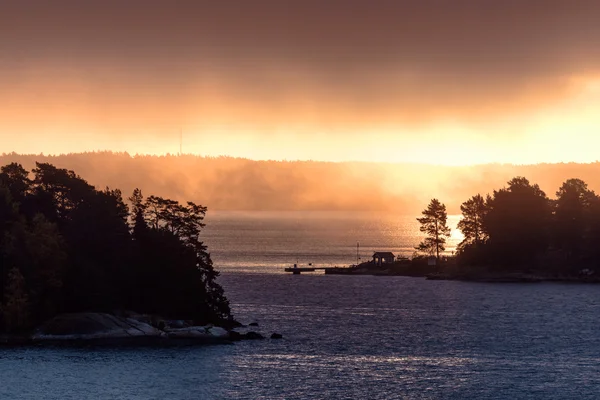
[416,199,451,260]
[0,162,232,334]
[445,176,600,279]
[412,176,600,281]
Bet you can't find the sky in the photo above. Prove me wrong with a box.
[2,0,600,165]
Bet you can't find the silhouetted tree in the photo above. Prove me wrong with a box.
[63,187,131,311]
[129,188,148,239]
[29,162,95,224]
[0,163,31,206]
[4,214,66,324]
[0,161,232,333]
[455,194,491,266]
[586,197,600,270]
[553,179,598,264]
[416,199,451,260]
[130,193,230,323]
[483,177,551,267]
[457,194,489,250]
[0,187,18,307]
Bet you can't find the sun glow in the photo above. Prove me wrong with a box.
[2,72,600,166]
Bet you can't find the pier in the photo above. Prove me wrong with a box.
[284,267,327,275]
[284,266,354,275]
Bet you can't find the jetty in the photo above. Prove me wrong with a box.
[284,265,356,275]
[284,266,328,275]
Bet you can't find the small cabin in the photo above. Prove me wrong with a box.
[372,252,395,266]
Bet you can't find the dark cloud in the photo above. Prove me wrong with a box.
[1,0,600,130]
[4,1,599,64]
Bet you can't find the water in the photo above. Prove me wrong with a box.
[1,212,599,399]
[2,276,599,399]
[203,211,464,273]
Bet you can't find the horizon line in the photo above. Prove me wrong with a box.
[2,150,599,168]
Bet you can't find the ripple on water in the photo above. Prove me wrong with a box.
[2,274,600,399]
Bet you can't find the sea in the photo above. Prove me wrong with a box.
[203,211,464,273]
[1,211,600,399]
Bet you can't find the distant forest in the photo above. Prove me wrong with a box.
[2,152,600,213]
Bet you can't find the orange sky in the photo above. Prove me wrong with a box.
[2,0,600,165]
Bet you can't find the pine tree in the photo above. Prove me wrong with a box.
[416,199,451,260]
[457,194,489,252]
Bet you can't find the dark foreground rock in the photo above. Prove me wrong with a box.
[270,333,283,339]
[8,312,231,347]
[37,312,164,337]
[0,312,270,347]
[243,331,265,340]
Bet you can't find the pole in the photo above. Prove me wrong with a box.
[356,241,359,264]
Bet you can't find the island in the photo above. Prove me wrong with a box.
[329,176,600,284]
[0,162,254,344]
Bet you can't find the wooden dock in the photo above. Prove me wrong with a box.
[284,267,327,275]
[284,266,355,275]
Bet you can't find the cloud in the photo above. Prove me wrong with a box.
[1,0,600,153]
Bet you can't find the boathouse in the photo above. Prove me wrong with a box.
[372,252,395,266]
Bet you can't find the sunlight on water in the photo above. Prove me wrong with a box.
[203,211,463,273]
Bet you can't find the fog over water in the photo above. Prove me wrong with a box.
[3,153,600,215]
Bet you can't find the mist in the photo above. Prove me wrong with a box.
[2,152,600,214]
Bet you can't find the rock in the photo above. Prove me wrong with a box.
[248,322,259,327]
[166,325,234,343]
[208,326,229,338]
[30,313,233,346]
[32,312,165,341]
[167,320,189,329]
[166,326,211,338]
[270,333,283,339]
[243,331,264,340]
[227,319,244,329]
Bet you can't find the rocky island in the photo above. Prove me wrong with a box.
[0,162,254,344]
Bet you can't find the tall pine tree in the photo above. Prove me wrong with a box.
[416,199,451,260]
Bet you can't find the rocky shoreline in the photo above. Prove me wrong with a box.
[0,312,280,347]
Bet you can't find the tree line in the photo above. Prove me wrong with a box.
[417,176,600,274]
[5,151,600,215]
[0,162,231,333]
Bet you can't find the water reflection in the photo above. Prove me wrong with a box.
[203,211,463,272]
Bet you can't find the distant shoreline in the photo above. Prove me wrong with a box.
[320,263,600,283]
[425,271,600,284]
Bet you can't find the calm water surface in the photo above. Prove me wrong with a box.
[2,276,599,399]
[203,211,463,272]
[1,212,599,399]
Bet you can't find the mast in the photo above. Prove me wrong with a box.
[356,241,359,264]
[179,129,182,156]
